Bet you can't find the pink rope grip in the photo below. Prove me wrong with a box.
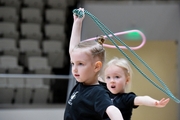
[83,30,146,50]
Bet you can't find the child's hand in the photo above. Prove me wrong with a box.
[155,98,170,108]
[73,8,85,22]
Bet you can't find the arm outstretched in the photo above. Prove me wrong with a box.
[134,96,170,108]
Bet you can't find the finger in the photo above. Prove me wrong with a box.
[162,98,169,103]
[163,98,170,104]
[160,98,170,105]
[160,98,165,101]
[159,98,166,103]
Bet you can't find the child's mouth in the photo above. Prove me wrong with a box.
[75,74,80,77]
[111,85,116,88]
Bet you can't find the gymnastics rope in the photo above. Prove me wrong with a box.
[84,30,146,50]
[73,9,180,103]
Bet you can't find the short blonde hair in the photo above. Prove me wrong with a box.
[72,37,106,73]
[104,57,133,92]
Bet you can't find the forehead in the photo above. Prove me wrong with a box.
[105,65,125,74]
[70,49,92,62]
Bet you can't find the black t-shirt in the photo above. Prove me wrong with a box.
[99,81,138,120]
[64,82,113,120]
[111,92,138,120]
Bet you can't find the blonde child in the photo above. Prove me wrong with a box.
[64,8,124,120]
[101,57,170,120]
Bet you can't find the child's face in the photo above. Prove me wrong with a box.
[70,50,96,84]
[105,64,128,94]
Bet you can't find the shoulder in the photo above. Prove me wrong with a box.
[94,84,109,93]
[112,92,138,108]
[115,92,137,105]
[126,92,137,97]
[90,85,111,100]
[120,92,137,98]
[82,84,109,96]
[122,92,138,108]
[123,92,137,102]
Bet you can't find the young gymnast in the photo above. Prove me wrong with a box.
[101,57,170,120]
[64,8,124,120]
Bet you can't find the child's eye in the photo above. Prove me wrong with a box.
[106,76,110,79]
[115,76,120,78]
[79,63,83,65]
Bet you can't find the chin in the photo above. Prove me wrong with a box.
[76,79,84,83]
[110,90,118,94]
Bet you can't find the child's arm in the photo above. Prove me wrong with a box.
[106,105,124,120]
[69,8,85,53]
[134,96,170,108]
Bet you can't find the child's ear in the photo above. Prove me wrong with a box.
[94,61,102,72]
[126,76,130,84]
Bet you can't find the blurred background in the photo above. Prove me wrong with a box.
[0,0,179,120]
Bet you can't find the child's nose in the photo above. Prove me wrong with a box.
[110,78,115,82]
[72,66,78,72]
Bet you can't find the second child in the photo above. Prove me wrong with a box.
[101,57,170,120]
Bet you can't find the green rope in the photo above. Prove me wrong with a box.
[73,9,180,103]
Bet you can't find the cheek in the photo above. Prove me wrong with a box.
[116,81,125,87]
[106,83,111,89]
[71,66,74,72]
[105,78,110,84]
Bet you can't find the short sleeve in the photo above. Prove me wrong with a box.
[94,88,113,118]
[124,92,138,108]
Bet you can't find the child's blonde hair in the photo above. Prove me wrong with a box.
[72,36,106,73]
[104,57,133,93]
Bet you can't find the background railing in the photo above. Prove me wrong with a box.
[0,74,74,106]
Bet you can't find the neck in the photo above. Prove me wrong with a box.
[83,76,99,85]
[83,80,99,85]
